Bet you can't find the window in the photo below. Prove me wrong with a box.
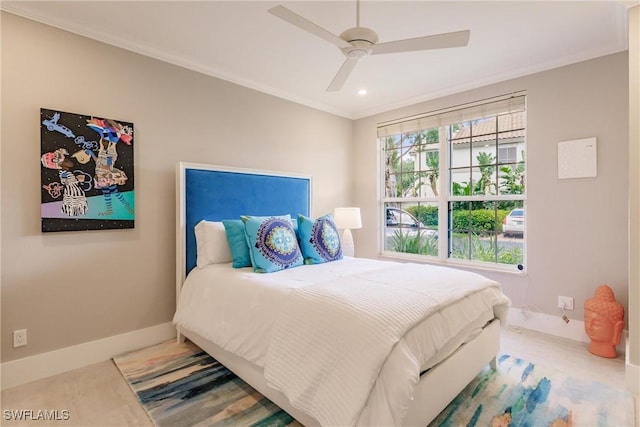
[498,147,517,164]
[378,93,526,271]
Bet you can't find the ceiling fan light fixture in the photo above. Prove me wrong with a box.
[340,27,378,59]
[343,46,371,59]
[268,3,470,92]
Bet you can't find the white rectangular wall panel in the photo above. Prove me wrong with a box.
[558,137,597,179]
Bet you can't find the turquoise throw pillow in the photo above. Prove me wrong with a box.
[222,219,252,268]
[297,214,342,264]
[241,215,303,273]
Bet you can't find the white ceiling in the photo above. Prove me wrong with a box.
[2,1,632,119]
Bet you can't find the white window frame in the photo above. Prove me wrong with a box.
[377,93,527,273]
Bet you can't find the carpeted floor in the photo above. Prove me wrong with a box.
[114,340,635,427]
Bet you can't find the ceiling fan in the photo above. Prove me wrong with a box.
[268,1,470,92]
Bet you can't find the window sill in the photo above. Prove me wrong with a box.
[378,251,527,277]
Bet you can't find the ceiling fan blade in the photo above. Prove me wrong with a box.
[371,30,470,55]
[268,5,352,50]
[327,57,359,92]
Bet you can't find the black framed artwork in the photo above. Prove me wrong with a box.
[40,108,135,232]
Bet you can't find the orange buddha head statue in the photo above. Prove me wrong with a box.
[583,285,624,358]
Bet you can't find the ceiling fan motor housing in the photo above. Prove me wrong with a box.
[340,27,379,59]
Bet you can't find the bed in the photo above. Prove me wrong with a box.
[174,162,510,426]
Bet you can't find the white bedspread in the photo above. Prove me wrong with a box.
[264,262,508,426]
[173,257,510,426]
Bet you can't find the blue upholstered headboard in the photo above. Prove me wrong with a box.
[176,163,312,288]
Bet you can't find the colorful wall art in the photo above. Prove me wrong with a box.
[40,108,135,232]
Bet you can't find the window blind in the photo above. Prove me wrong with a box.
[377,93,526,138]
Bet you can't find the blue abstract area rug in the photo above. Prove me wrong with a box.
[115,341,634,427]
[113,339,301,427]
[430,354,635,427]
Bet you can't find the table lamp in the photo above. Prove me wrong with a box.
[333,207,362,257]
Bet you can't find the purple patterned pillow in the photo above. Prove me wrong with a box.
[297,214,342,264]
[241,215,303,273]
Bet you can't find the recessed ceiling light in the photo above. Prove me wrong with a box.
[358,89,367,96]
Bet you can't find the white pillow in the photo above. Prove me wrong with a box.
[194,220,233,267]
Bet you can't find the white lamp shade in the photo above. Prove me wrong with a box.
[333,207,362,230]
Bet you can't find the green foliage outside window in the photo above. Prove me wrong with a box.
[388,230,438,257]
[450,209,510,234]
[389,230,523,264]
[451,234,524,265]
[499,153,526,195]
[406,205,438,227]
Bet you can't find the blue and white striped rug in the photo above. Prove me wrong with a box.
[114,340,635,427]
[113,340,300,427]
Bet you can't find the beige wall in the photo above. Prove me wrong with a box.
[628,5,639,369]
[0,13,353,362]
[354,52,630,327]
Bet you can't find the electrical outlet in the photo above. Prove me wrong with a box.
[558,296,574,310]
[13,329,27,347]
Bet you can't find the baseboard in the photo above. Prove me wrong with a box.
[507,307,590,343]
[626,356,640,425]
[625,338,640,395]
[508,306,631,357]
[0,322,176,391]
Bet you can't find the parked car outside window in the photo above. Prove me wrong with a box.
[502,208,524,237]
[385,207,437,239]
